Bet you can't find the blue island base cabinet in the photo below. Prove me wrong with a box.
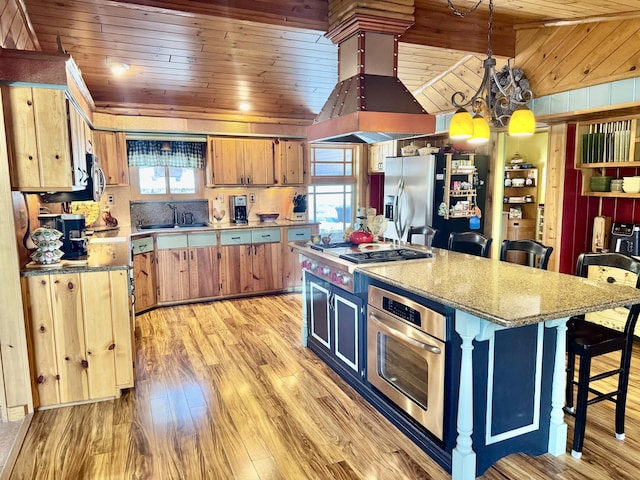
[301,269,569,480]
[303,272,366,387]
[454,311,567,478]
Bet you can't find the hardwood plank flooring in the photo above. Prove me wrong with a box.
[7,294,640,479]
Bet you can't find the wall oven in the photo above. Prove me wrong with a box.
[367,285,446,440]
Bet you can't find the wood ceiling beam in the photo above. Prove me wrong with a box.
[402,1,515,58]
[103,0,329,31]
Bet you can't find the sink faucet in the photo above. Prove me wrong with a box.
[165,203,178,225]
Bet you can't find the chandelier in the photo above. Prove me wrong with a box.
[447,0,535,143]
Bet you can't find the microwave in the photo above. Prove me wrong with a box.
[40,154,106,203]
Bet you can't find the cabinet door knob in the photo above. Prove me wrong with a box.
[37,375,45,384]
[108,343,116,350]
[81,360,89,369]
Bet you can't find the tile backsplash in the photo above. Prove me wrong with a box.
[130,200,209,227]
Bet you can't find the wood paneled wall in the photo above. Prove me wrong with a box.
[0,0,35,422]
[516,17,640,98]
[0,0,38,50]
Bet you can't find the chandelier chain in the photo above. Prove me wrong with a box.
[446,0,484,18]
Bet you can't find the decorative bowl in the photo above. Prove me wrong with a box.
[257,213,279,223]
[401,144,418,156]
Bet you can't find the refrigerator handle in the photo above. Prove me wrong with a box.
[395,180,405,242]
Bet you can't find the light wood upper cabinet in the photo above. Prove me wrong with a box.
[22,269,133,408]
[275,139,306,185]
[94,130,129,186]
[2,86,91,192]
[208,137,275,186]
[368,140,397,173]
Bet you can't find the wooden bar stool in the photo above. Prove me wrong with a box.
[447,231,492,258]
[565,252,640,458]
[499,239,553,269]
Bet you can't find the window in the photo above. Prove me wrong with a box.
[308,145,358,236]
[128,140,205,197]
[138,166,196,194]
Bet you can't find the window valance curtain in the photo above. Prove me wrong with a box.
[127,140,206,168]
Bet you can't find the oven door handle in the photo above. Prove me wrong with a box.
[371,314,442,354]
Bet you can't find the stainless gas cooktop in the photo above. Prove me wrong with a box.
[339,248,432,264]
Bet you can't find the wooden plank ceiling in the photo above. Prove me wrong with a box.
[18,0,640,124]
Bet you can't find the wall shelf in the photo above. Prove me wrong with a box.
[443,153,477,220]
[574,116,640,198]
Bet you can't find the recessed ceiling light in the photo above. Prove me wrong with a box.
[109,62,130,75]
[239,102,251,112]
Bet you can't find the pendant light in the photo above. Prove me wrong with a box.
[449,107,474,140]
[447,0,535,139]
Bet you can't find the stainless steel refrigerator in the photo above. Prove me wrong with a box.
[383,155,436,242]
[383,154,488,247]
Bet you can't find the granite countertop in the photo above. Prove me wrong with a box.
[21,237,131,277]
[358,248,640,327]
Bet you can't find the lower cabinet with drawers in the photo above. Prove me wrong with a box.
[283,226,313,290]
[132,236,156,312]
[133,224,317,310]
[218,228,282,295]
[155,232,219,304]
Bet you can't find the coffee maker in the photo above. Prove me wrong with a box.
[58,214,88,258]
[230,195,248,224]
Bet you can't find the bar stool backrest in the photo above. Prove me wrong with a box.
[500,239,553,269]
[448,231,492,258]
[407,225,437,246]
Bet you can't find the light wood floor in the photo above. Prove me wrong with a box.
[8,294,640,479]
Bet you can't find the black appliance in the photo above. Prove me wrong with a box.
[230,195,248,224]
[58,214,88,258]
[340,249,432,264]
[40,153,106,203]
[431,154,489,249]
[610,222,640,256]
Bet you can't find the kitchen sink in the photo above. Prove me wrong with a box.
[138,222,209,230]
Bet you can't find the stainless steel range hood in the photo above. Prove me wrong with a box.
[307,29,435,144]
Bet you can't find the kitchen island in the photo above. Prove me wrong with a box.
[293,243,640,480]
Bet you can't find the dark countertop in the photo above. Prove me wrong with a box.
[22,221,319,277]
[21,237,131,277]
[127,220,318,237]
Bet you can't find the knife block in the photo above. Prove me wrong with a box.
[286,204,308,221]
[592,215,611,252]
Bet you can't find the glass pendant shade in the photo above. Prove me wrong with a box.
[508,106,536,136]
[468,114,490,144]
[449,107,474,140]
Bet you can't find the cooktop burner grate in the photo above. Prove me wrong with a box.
[309,242,353,250]
[339,248,432,264]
